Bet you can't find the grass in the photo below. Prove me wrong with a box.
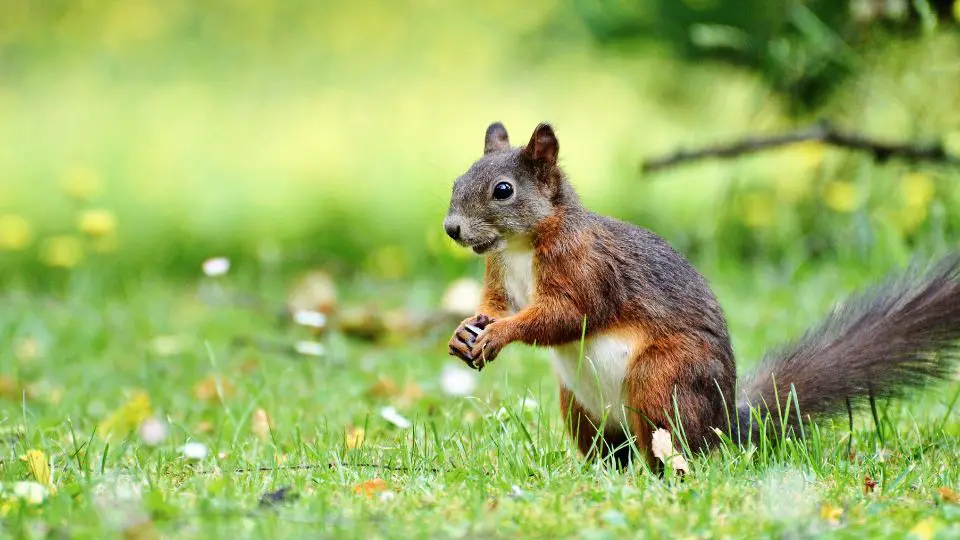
[1,257,958,539]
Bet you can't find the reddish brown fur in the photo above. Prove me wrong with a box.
[447,122,960,469]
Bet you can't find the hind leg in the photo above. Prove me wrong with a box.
[622,334,736,466]
[559,386,630,467]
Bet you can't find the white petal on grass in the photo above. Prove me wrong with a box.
[508,485,525,499]
[294,340,326,357]
[440,278,483,317]
[293,310,328,329]
[202,257,230,277]
[519,397,539,411]
[440,364,477,396]
[180,442,209,461]
[380,406,412,429]
[13,481,48,505]
[379,490,396,503]
[650,428,689,473]
[137,417,168,446]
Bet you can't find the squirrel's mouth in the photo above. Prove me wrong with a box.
[470,238,499,255]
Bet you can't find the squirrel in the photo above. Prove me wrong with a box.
[443,121,960,468]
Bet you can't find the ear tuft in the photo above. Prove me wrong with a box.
[483,122,510,154]
[522,123,558,165]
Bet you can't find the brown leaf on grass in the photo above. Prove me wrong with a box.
[398,381,423,407]
[864,475,878,494]
[366,376,398,399]
[650,428,689,474]
[0,375,27,402]
[937,487,959,504]
[339,306,386,342]
[252,408,272,440]
[287,270,338,316]
[194,375,235,403]
[353,478,387,499]
[365,376,422,407]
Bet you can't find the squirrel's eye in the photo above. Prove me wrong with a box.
[492,182,514,201]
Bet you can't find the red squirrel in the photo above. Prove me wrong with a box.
[444,121,960,468]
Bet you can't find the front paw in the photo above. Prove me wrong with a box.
[448,314,494,369]
[469,320,512,370]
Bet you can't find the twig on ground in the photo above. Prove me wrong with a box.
[641,121,958,174]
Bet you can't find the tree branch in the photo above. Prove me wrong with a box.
[641,122,958,174]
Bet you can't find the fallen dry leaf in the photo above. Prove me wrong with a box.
[339,306,386,342]
[650,428,688,474]
[353,478,388,498]
[20,449,51,485]
[193,375,235,403]
[287,270,338,316]
[937,487,959,504]
[0,375,26,402]
[252,408,272,440]
[366,376,398,399]
[864,475,877,494]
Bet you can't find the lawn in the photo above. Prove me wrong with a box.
[3,1,960,537]
[1,256,958,539]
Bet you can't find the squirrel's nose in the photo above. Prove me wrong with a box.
[444,222,461,242]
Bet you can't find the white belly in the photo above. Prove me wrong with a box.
[499,247,631,431]
[551,335,632,432]
[501,248,534,311]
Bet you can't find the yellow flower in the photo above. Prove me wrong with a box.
[78,209,117,238]
[40,236,84,268]
[19,450,51,485]
[0,214,32,250]
[823,180,861,213]
[60,167,103,201]
[740,193,775,228]
[900,172,935,209]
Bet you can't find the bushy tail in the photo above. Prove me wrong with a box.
[734,254,960,442]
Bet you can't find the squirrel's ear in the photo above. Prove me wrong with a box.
[483,122,510,154]
[522,123,558,165]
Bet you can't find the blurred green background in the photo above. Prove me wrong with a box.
[2,0,960,285]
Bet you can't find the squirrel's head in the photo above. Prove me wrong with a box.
[443,122,565,254]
